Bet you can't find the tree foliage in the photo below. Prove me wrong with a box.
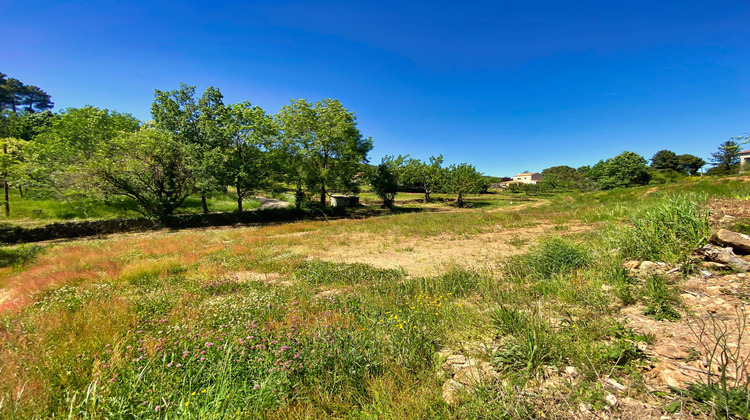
[710,139,741,174]
[676,154,705,176]
[400,155,444,201]
[87,129,197,218]
[220,102,279,211]
[589,151,651,190]
[0,72,53,114]
[650,150,679,172]
[539,165,586,191]
[442,163,485,207]
[369,155,404,208]
[277,99,372,205]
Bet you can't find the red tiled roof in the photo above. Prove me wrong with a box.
[739,150,750,154]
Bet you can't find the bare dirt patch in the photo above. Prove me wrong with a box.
[289,223,591,277]
[233,270,292,286]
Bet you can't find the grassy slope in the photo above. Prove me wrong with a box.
[0,178,748,418]
[0,189,268,227]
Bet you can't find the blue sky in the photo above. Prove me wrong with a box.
[2,0,750,176]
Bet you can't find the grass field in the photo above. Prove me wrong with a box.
[2,178,750,418]
[0,189,270,227]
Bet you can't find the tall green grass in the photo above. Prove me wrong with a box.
[610,194,709,263]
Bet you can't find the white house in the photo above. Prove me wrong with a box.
[739,150,750,168]
[513,172,541,184]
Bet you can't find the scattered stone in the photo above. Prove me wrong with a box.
[710,229,750,254]
[442,379,468,405]
[701,270,714,278]
[623,260,641,270]
[564,366,578,377]
[578,402,592,414]
[703,262,728,270]
[720,215,737,224]
[639,261,657,271]
[654,344,688,360]
[604,393,618,407]
[603,377,627,392]
[695,244,750,272]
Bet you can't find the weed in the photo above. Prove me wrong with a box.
[294,260,403,286]
[642,275,681,321]
[615,194,709,263]
[683,307,750,419]
[506,237,589,279]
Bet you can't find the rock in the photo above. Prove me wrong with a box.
[623,260,641,270]
[654,344,688,360]
[564,366,578,377]
[639,261,657,271]
[696,244,750,272]
[442,354,468,372]
[710,229,750,254]
[720,215,737,224]
[703,262,728,270]
[442,379,466,405]
[603,377,627,392]
[701,270,714,278]
[578,402,592,414]
[605,393,618,407]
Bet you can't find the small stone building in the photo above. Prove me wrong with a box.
[330,195,359,208]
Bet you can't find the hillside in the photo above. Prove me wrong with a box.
[2,179,750,418]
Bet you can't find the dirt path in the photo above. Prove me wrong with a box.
[256,197,291,210]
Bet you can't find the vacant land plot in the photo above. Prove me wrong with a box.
[3,180,750,418]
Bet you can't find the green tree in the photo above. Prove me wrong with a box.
[0,73,53,114]
[221,101,278,211]
[676,154,706,176]
[0,137,27,216]
[710,139,741,174]
[400,155,444,201]
[369,155,404,208]
[87,129,197,218]
[590,151,651,190]
[152,84,226,213]
[443,163,486,207]
[26,107,140,211]
[650,150,680,172]
[540,165,584,191]
[277,99,372,205]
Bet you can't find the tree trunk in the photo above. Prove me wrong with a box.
[3,144,8,216]
[320,185,326,206]
[457,192,463,208]
[18,186,24,197]
[295,184,303,210]
[237,184,243,212]
[201,192,208,214]
[4,181,8,217]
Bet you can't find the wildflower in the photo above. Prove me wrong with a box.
[201,389,206,393]
[192,392,196,396]
[155,406,160,412]
[185,401,190,406]
[254,384,260,389]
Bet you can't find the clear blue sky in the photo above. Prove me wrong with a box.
[2,0,749,177]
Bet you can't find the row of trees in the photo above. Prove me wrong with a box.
[1,82,374,218]
[532,143,736,194]
[369,155,487,208]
